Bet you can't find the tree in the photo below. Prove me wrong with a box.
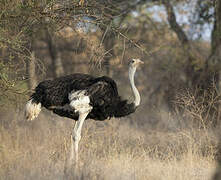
[1,0,221,114]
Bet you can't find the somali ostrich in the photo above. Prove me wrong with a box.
[25,58,144,164]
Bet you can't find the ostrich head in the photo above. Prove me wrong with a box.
[128,58,144,107]
[129,58,144,68]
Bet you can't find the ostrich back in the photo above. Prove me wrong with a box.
[32,74,97,107]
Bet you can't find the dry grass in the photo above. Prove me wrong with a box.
[0,108,218,180]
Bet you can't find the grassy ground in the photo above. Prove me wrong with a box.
[0,110,218,180]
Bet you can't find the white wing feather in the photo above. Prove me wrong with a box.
[69,90,92,114]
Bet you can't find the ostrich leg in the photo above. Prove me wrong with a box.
[70,111,89,165]
[64,111,89,177]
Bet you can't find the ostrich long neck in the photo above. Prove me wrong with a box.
[129,66,140,107]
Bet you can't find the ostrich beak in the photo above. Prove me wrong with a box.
[139,60,144,64]
[138,60,144,65]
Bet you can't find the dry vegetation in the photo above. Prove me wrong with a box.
[0,33,219,179]
[1,1,221,179]
[1,27,218,180]
[0,93,219,180]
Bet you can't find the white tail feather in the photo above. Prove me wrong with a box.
[25,99,41,121]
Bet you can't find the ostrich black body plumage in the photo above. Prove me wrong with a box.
[31,73,136,121]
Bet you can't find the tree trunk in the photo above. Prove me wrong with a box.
[212,0,221,170]
[208,0,221,89]
[53,50,64,77]
[28,51,37,90]
[163,1,189,46]
[212,0,221,174]
[46,31,64,78]
[163,1,199,87]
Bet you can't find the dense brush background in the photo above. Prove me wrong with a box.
[1,0,221,179]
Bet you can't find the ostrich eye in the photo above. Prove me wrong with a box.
[131,59,135,63]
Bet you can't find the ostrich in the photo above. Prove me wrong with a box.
[25,58,144,164]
